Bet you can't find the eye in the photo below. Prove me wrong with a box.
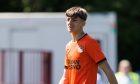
[73,19,77,21]
[72,19,78,22]
[67,18,70,21]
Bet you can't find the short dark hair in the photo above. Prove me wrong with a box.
[65,6,88,21]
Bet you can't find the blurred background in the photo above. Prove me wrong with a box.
[0,0,140,84]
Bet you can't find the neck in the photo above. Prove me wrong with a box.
[71,31,85,42]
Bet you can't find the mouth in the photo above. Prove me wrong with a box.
[67,27,73,32]
[68,26,72,29]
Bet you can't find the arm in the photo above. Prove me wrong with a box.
[59,69,69,84]
[98,60,118,84]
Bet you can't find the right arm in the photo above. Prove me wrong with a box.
[59,44,69,84]
[59,69,69,84]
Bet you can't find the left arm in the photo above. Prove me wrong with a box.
[98,60,118,84]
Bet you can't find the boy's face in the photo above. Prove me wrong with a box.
[66,16,85,34]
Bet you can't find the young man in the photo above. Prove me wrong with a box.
[59,6,118,84]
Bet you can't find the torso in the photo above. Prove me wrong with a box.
[65,34,106,84]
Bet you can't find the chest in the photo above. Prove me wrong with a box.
[66,43,86,60]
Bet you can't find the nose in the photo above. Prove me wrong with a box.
[67,19,72,26]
